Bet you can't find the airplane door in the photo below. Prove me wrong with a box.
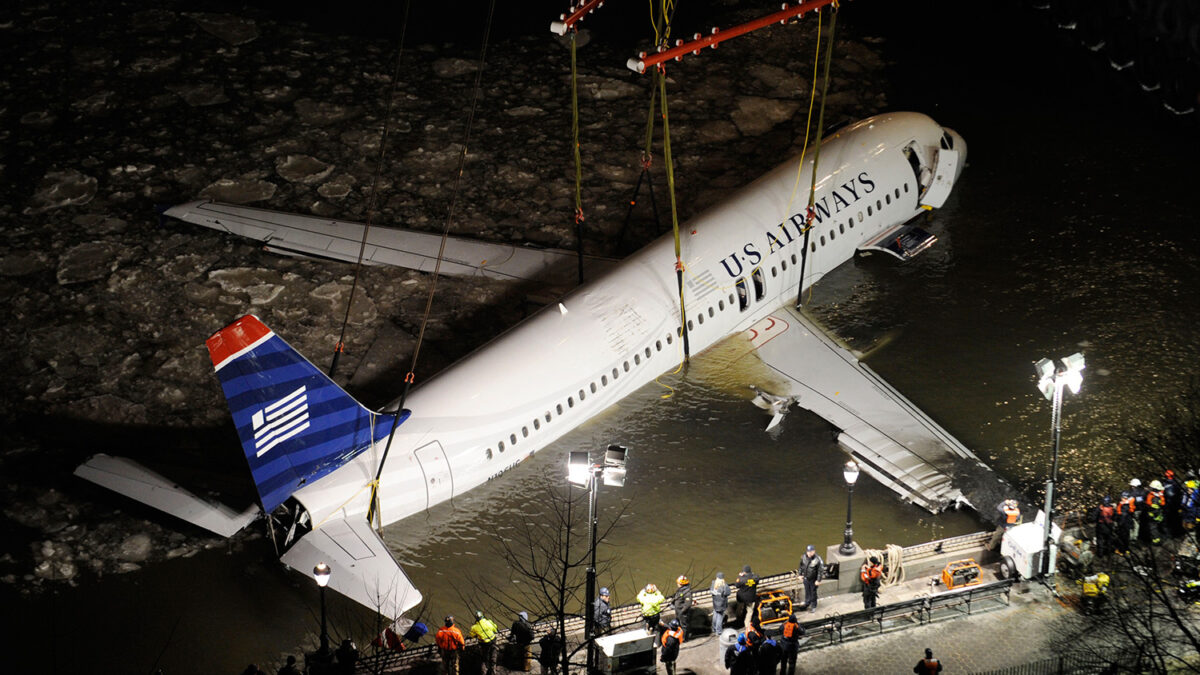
[919,148,960,209]
[414,441,454,510]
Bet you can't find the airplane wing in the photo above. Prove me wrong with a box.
[163,200,618,286]
[733,307,987,513]
[281,516,422,619]
[74,454,261,537]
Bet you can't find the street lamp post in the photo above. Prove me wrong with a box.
[1034,352,1085,579]
[568,445,627,675]
[313,562,332,661]
[840,460,860,556]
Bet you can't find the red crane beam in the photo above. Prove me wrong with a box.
[626,0,840,73]
[550,0,607,36]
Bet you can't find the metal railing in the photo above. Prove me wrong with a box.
[795,578,1014,651]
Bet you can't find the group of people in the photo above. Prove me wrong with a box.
[722,611,806,675]
[1091,470,1199,556]
[434,611,565,675]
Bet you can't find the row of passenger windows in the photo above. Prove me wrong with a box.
[483,182,911,461]
[483,328,680,461]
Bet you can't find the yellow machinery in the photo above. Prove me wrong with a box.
[755,590,793,627]
[941,559,982,590]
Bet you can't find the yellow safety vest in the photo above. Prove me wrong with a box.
[471,617,498,643]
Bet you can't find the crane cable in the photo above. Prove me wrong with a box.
[328,0,413,378]
[570,28,586,285]
[796,1,839,309]
[367,0,498,531]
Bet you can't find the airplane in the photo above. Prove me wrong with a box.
[77,111,977,619]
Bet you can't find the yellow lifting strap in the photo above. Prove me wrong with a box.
[796,1,839,309]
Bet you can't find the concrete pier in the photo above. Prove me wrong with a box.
[355,532,1077,674]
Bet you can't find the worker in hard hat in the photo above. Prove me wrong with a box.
[1183,480,1200,531]
[593,587,612,635]
[1115,491,1136,554]
[659,619,683,675]
[860,556,883,609]
[637,583,665,632]
[1129,478,1146,543]
[1091,495,1116,557]
[988,498,1022,550]
[435,616,466,675]
[1146,479,1166,545]
[671,575,695,640]
[470,610,499,675]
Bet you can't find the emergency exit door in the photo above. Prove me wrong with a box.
[415,441,454,510]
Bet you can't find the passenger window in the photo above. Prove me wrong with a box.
[533,419,540,430]
[590,382,597,393]
[612,367,619,379]
[656,340,662,351]
[904,183,909,193]
[858,211,864,220]
[601,375,608,386]
[687,319,695,331]
[708,307,714,318]
[667,333,673,345]
[894,188,900,199]
[839,224,845,234]
[848,217,854,229]
[781,260,788,271]
[876,199,882,210]
[791,254,797,264]
[811,242,816,253]
[820,235,826,246]
[645,347,652,358]
[736,278,750,311]
[867,206,873,216]
[830,230,835,241]
[522,426,529,438]
[752,268,765,301]
[771,267,777,278]
[510,434,517,445]
[499,441,505,452]
[568,397,575,407]
[885,194,891,205]
[634,354,641,365]
[556,404,563,415]
[718,300,725,311]
[697,314,704,325]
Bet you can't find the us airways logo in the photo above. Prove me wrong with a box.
[717,171,876,278]
[252,385,310,457]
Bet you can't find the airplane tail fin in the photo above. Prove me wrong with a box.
[206,315,407,514]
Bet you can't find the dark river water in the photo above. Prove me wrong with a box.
[11,2,1200,673]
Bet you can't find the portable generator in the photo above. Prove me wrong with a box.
[755,590,793,628]
[940,559,982,590]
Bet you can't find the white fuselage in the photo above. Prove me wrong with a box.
[293,112,966,529]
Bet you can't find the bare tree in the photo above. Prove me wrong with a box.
[456,467,630,675]
[1049,381,1200,674]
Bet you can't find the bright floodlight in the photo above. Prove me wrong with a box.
[567,450,591,486]
[603,445,628,487]
[1035,352,1086,400]
[313,562,331,587]
[843,460,860,486]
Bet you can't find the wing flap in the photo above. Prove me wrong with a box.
[74,454,260,537]
[282,517,422,619]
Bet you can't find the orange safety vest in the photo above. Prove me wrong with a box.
[1098,504,1114,524]
[782,621,802,639]
[1147,491,1165,508]
[916,657,941,674]
[436,626,465,651]
[1117,496,1136,515]
[1003,505,1020,525]
[860,564,882,585]
[660,627,683,647]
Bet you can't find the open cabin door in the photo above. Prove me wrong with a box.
[919,147,961,209]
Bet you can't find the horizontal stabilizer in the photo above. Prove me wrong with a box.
[859,223,937,261]
[164,200,617,285]
[74,454,260,537]
[282,517,422,619]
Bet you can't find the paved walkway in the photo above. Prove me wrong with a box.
[670,577,1073,674]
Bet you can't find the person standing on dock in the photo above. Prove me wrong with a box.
[1091,496,1116,557]
[470,611,500,675]
[537,629,563,675]
[435,616,466,675]
[735,565,759,627]
[913,647,943,674]
[860,556,883,609]
[594,587,612,635]
[711,572,731,635]
[779,613,804,675]
[659,619,683,675]
[988,498,1022,550]
[672,575,695,640]
[1116,491,1137,554]
[638,583,666,632]
[797,545,825,613]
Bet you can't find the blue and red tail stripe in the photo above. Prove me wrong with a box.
[206,316,407,514]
